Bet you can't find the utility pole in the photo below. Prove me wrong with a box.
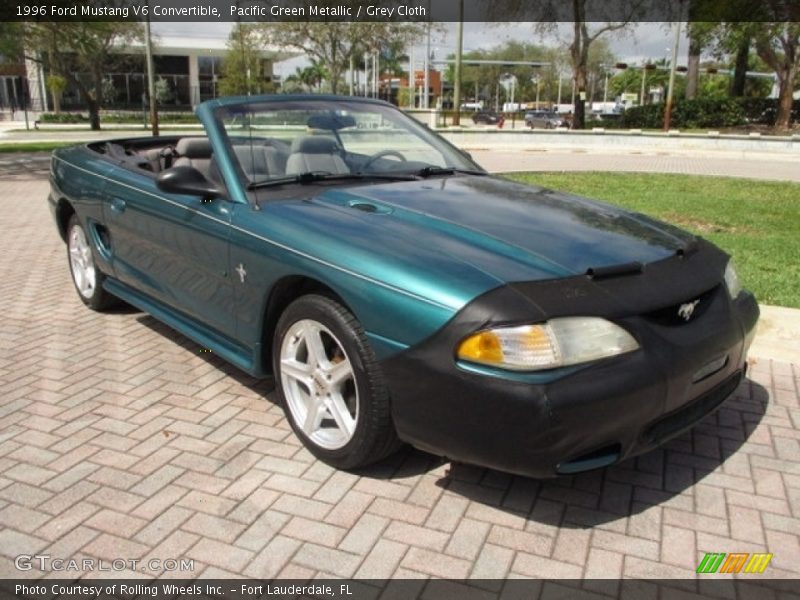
[663,21,682,131]
[349,55,354,96]
[557,76,562,107]
[452,0,464,125]
[364,54,368,97]
[423,4,431,108]
[640,65,647,105]
[144,6,158,136]
[409,48,415,107]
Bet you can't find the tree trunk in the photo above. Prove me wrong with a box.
[87,97,100,131]
[775,70,795,130]
[685,38,701,99]
[89,68,103,131]
[730,37,750,97]
[573,66,587,129]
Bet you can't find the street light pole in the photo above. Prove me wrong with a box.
[452,0,464,125]
[424,22,430,108]
[640,65,647,106]
[557,76,562,107]
[663,21,682,131]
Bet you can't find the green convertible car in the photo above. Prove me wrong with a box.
[49,95,758,478]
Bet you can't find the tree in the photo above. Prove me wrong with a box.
[516,0,643,128]
[219,23,271,96]
[298,60,328,92]
[752,23,800,130]
[261,21,423,95]
[20,22,142,130]
[685,22,717,99]
[445,41,551,108]
[45,74,67,114]
[692,0,799,128]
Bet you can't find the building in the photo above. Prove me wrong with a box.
[378,69,447,108]
[7,34,296,114]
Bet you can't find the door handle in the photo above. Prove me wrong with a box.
[110,198,127,214]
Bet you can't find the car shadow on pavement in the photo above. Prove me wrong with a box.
[136,313,768,527]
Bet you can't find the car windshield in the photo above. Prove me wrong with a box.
[214,98,482,188]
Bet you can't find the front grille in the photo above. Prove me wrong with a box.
[643,370,743,446]
[644,285,719,326]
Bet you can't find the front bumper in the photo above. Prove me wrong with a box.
[380,259,759,478]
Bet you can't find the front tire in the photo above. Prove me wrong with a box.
[273,294,400,469]
[66,215,115,311]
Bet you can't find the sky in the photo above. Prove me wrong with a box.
[152,21,690,78]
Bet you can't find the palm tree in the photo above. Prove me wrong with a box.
[296,60,328,92]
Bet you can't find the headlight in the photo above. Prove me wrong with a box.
[457,317,639,372]
[724,260,742,298]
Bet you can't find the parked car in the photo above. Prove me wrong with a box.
[471,110,502,125]
[50,95,758,478]
[524,110,565,129]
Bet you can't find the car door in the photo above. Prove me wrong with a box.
[101,163,238,340]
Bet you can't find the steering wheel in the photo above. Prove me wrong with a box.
[159,144,178,168]
[361,150,407,172]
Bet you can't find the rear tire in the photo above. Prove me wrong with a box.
[66,215,115,311]
[273,294,401,469]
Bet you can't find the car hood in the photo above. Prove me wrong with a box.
[261,175,696,310]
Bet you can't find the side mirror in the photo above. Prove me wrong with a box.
[156,166,222,200]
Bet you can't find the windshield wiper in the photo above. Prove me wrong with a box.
[416,166,487,178]
[247,171,419,190]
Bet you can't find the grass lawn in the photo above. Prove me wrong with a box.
[504,172,800,309]
[0,141,74,153]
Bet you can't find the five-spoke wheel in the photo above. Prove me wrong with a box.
[273,294,400,469]
[280,319,358,450]
[66,215,115,311]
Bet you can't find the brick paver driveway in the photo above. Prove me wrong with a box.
[1,167,799,585]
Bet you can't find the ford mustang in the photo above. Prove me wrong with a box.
[48,95,759,478]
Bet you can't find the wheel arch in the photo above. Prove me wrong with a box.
[55,198,76,242]
[260,275,352,373]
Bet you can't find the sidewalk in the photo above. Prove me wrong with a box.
[751,305,800,364]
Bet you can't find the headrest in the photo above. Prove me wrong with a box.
[290,135,339,154]
[176,137,212,159]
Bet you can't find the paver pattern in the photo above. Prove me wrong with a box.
[1,171,799,585]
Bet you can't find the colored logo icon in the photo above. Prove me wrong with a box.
[696,552,773,574]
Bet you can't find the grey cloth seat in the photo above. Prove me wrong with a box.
[285,136,349,175]
[173,138,214,180]
[233,144,287,180]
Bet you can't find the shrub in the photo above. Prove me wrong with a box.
[38,111,198,125]
[671,97,746,128]
[619,104,663,129]
[736,97,800,125]
[620,97,798,129]
[38,112,87,123]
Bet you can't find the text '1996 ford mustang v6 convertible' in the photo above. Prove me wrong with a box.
[49,95,758,478]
